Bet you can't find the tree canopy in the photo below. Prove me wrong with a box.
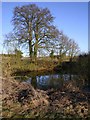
[4,4,80,60]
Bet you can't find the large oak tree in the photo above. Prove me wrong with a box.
[4,4,80,62]
[12,4,59,59]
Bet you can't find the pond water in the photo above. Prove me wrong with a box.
[14,71,90,91]
[26,74,74,90]
[15,73,76,90]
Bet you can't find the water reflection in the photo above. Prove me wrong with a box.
[26,74,75,90]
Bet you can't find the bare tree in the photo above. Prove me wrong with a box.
[3,32,20,54]
[53,31,80,61]
[12,4,59,60]
[68,39,80,59]
[54,32,70,59]
[4,4,80,61]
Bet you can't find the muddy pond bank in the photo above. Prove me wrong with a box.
[2,77,90,119]
[13,69,88,92]
[2,55,89,119]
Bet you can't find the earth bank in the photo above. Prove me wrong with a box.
[2,77,90,119]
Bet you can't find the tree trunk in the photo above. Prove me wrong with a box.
[34,25,38,60]
[28,21,33,60]
[34,39,38,60]
[29,40,33,60]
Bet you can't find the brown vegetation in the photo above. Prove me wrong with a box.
[2,77,90,119]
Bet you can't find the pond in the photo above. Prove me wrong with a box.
[27,74,75,90]
[15,72,76,90]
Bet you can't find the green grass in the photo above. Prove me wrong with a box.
[2,56,60,77]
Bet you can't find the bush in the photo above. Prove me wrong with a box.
[15,49,23,58]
